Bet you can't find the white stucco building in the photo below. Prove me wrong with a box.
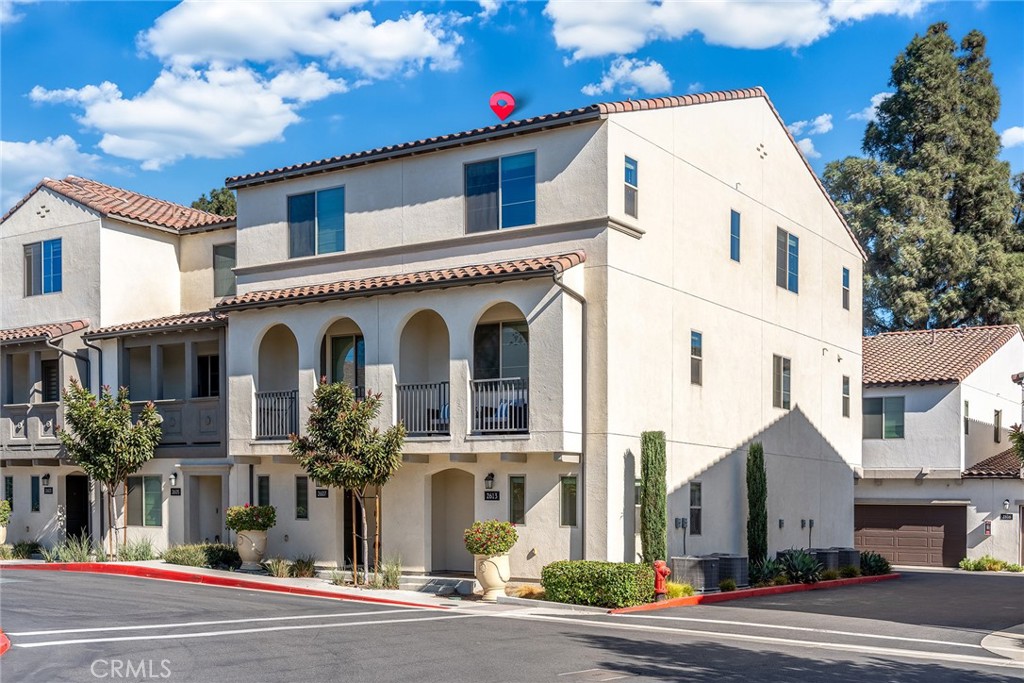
[0,176,235,550]
[856,325,1024,567]
[218,87,865,577]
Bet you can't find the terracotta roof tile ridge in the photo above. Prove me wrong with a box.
[60,176,236,222]
[867,323,1022,339]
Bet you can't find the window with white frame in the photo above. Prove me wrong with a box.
[842,375,851,418]
[776,228,799,293]
[288,187,345,258]
[127,475,162,526]
[624,156,638,218]
[842,267,851,310]
[509,475,525,525]
[465,152,536,232]
[560,476,577,527]
[863,397,905,439]
[24,238,62,296]
[772,355,791,409]
[690,331,703,386]
[689,482,702,536]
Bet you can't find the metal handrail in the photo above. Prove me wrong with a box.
[470,377,528,433]
[255,389,298,440]
[396,381,450,436]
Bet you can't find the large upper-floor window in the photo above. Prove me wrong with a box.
[24,238,62,296]
[288,187,345,258]
[772,355,791,410]
[730,210,741,262]
[465,152,536,233]
[213,243,237,297]
[776,228,799,293]
[624,156,638,218]
[863,396,904,439]
[473,321,529,380]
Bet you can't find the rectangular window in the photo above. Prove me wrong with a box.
[624,156,638,218]
[330,335,365,391]
[994,410,1002,443]
[776,228,799,293]
[473,321,529,380]
[863,397,905,439]
[41,358,59,402]
[213,243,237,297]
[4,476,13,510]
[772,355,791,410]
[842,375,851,418]
[634,478,642,535]
[560,476,577,527]
[509,475,526,525]
[689,482,702,536]
[196,354,220,398]
[127,475,163,526]
[964,400,969,435]
[24,238,62,296]
[465,152,536,232]
[257,475,270,507]
[842,267,850,310]
[296,476,309,519]
[730,210,741,262]
[690,330,703,386]
[288,187,345,258]
[31,476,40,512]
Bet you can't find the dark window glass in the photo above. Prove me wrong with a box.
[197,355,220,398]
[31,476,40,512]
[509,475,525,525]
[213,243,237,297]
[473,323,502,380]
[689,482,702,536]
[994,410,1002,443]
[296,476,309,519]
[128,476,162,526]
[863,397,883,438]
[560,476,577,527]
[964,401,969,435]
[773,355,791,409]
[288,192,316,258]
[317,187,346,255]
[787,234,799,293]
[842,375,851,418]
[500,152,536,228]
[690,331,702,386]
[624,156,638,218]
[474,321,530,380]
[884,397,905,439]
[465,159,499,232]
[4,476,12,510]
[863,396,904,439]
[41,359,59,402]
[842,267,850,310]
[730,210,741,262]
[776,228,799,293]
[128,476,142,525]
[258,475,270,507]
[330,335,365,391]
[24,242,41,296]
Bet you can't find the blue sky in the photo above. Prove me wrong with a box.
[2,0,1022,212]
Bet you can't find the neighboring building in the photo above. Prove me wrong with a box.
[0,176,235,550]
[856,325,1024,567]
[220,87,865,577]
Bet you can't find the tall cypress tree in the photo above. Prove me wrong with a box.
[746,442,768,563]
[824,23,1023,332]
[639,431,667,564]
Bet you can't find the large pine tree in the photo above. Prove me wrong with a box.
[824,23,1023,332]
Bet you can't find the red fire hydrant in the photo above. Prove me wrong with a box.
[653,560,671,601]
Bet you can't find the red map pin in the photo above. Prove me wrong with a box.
[489,91,516,121]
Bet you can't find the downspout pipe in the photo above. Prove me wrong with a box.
[552,271,587,560]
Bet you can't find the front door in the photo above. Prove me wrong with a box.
[188,475,223,543]
[65,475,90,540]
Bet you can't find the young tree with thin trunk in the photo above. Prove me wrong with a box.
[290,380,405,584]
[640,431,667,564]
[57,380,162,556]
[746,442,768,563]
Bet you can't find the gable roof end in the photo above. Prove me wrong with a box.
[0,319,90,345]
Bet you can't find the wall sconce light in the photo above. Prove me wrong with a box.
[41,473,51,486]
[169,473,177,487]
[801,519,806,529]
[484,473,495,490]
[779,519,784,529]
[809,519,814,529]
[1004,499,1011,511]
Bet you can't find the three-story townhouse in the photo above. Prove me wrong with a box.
[220,87,865,578]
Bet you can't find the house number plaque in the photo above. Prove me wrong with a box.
[484,491,500,501]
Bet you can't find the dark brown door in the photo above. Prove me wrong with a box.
[854,504,966,568]
[65,475,90,540]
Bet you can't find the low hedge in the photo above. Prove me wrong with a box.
[541,560,655,608]
[162,543,240,569]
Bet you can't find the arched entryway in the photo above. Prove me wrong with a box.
[472,302,529,433]
[398,310,450,436]
[256,324,299,439]
[430,469,474,573]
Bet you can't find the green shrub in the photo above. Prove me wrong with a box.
[1004,563,1023,573]
[0,544,12,560]
[40,546,59,563]
[330,570,348,586]
[225,504,277,532]
[291,555,318,578]
[57,534,95,562]
[0,499,11,527]
[162,543,240,569]
[665,581,694,599]
[839,565,861,578]
[264,557,291,577]
[118,538,157,562]
[203,543,241,569]
[374,554,402,589]
[719,578,737,592]
[750,558,783,586]
[772,575,790,586]
[541,560,655,608]
[959,557,983,571]
[780,549,822,584]
[464,520,518,556]
[821,569,840,581]
[860,551,892,576]
[960,555,1008,572]
[12,541,40,559]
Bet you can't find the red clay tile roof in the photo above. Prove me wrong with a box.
[963,448,1022,478]
[224,87,865,260]
[1,176,235,232]
[863,325,1023,386]
[0,319,89,344]
[218,251,585,311]
[86,311,227,339]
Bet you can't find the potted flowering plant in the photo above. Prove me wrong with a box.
[226,503,277,570]
[464,520,518,601]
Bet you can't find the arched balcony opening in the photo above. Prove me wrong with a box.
[319,318,365,398]
[397,310,450,436]
[472,303,529,434]
[256,324,299,439]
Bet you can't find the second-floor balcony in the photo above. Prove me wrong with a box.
[397,381,450,436]
[255,389,298,440]
[470,377,529,434]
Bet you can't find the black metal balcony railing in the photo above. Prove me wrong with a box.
[396,381,450,436]
[255,390,298,440]
[471,377,528,434]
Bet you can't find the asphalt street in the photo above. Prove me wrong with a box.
[0,570,1021,682]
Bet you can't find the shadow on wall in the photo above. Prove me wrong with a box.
[663,406,855,557]
[622,448,637,563]
[566,633,1017,683]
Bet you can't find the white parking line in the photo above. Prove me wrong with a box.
[14,613,483,649]
[502,612,1024,670]
[7,607,418,637]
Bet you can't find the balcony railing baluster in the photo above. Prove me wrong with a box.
[470,377,528,434]
[396,381,450,436]
[255,389,298,440]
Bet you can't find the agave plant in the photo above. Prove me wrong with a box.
[860,551,891,576]
[750,558,784,586]
[780,548,822,584]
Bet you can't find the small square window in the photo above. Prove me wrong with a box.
[465,152,536,232]
[288,188,345,258]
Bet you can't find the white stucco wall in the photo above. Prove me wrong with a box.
[962,333,1024,469]
[180,228,238,313]
[98,220,181,327]
[862,383,962,471]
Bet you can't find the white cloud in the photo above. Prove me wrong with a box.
[478,0,501,18]
[545,0,932,60]
[788,113,833,136]
[687,82,703,93]
[0,0,35,26]
[581,56,672,97]
[849,92,892,122]
[31,66,348,170]
[1000,126,1024,149]
[796,137,821,159]
[139,2,463,78]
[0,135,102,210]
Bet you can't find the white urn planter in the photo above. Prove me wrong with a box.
[475,553,511,602]
[235,530,268,571]
[0,525,7,545]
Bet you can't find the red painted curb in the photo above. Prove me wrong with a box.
[0,563,448,610]
[0,629,10,657]
[611,573,902,614]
